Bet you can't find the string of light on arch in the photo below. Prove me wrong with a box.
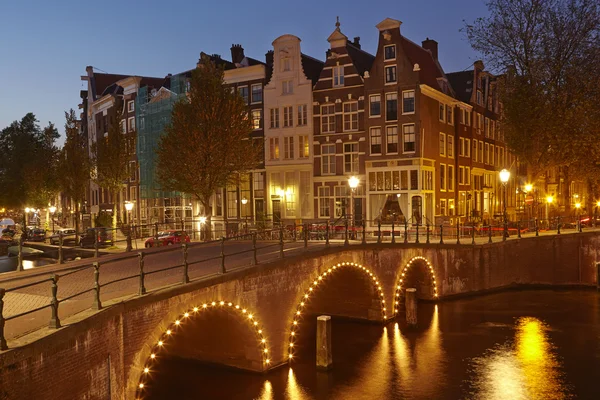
[393,256,439,317]
[135,301,269,398]
[287,262,387,361]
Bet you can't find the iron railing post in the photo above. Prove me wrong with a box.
[488,224,492,243]
[426,223,430,244]
[252,232,258,265]
[138,252,146,295]
[415,223,420,244]
[377,220,382,244]
[0,288,7,350]
[325,223,330,247]
[535,218,539,236]
[182,243,189,284]
[517,220,522,238]
[557,216,561,235]
[362,220,366,245]
[440,225,444,244]
[58,231,63,264]
[456,222,461,245]
[404,220,408,243]
[220,237,226,273]
[344,218,349,246]
[49,274,60,329]
[391,220,396,244]
[471,224,475,245]
[279,225,285,258]
[304,223,308,249]
[92,262,101,310]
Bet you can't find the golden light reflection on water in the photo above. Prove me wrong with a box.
[257,380,273,400]
[285,368,311,400]
[469,316,569,400]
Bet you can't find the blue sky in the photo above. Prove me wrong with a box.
[0,0,489,143]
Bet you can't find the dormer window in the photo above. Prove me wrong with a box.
[384,45,396,60]
[333,65,344,87]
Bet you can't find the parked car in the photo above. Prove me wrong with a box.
[80,228,113,248]
[144,230,190,248]
[27,228,46,242]
[48,228,78,245]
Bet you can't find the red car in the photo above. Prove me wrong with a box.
[144,230,190,248]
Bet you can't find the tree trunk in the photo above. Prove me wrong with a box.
[563,167,571,214]
[200,200,212,241]
[75,201,80,245]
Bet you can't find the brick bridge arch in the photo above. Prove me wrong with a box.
[393,256,439,316]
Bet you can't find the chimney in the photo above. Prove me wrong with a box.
[352,37,361,49]
[265,50,274,66]
[474,60,485,71]
[230,44,245,64]
[422,38,438,60]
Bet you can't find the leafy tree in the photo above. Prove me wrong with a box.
[58,109,91,236]
[155,55,260,238]
[464,0,600,209]
[92,105,130,229]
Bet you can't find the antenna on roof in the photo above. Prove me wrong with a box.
[335,16,340,29]
[91,66,109,74]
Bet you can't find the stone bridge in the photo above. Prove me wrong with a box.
[0,232,599,399]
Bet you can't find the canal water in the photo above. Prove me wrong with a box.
[145,290,600,399]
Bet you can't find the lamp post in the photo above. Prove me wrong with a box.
[199,216,207,241]
[241,197,248,233]
[575,202,582,231]
[348,176,359,235]
[49,206,56,233]
[546,195,553,227]
[499,169,510,239]
[124,201,134,251]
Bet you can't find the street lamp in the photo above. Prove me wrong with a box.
[546,195,553,226]
[499,169,510,239]
[124,201,134,251]
[348,176,359,229]
[575,202,582,231]
[49,206,57,233]
[241,198,248,233]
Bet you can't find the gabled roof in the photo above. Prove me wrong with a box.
[92,73,129,100]
[446,70,474,103]
[376,18,401,31]
[301,53,325,85]
[400,37,451,94]
[346,42,375,76]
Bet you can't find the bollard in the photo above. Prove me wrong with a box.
[126,229,132,252]
[471,224,475,244]
[220,237,226,273]
[280,225,285,258]
[344,218,349,246]
[439,225,444,244]
[405,288,417,327]
[557,216,561,235]
[535,219,539,236]
[456,222,461,245]
[0,288,7,350]
[517,220,522,238]
[304,223,309,249]
[377,220,382,244]
[17,237,23,272]
[58,231,64,264]
[49,274,61,329]
[92,262,102,310]
[426,223,430,244]
[404,220,408,243]
[391,220,396,244]
[138,252,146,295]
[316,315,333,370]
[415,223,420,244]
[182,243,189,284]
[362,220,366,245]
[252,232,258,265]
[325,223,330,247]
[488,224,492,243]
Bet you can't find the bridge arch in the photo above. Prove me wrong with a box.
[393,256,439,317]
[135,300,270,398]
[287,261,387,361]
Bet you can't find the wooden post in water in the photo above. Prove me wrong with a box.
[316,315,333,370]
[405,288,417,327]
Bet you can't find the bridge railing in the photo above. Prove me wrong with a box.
[0,215,595,349]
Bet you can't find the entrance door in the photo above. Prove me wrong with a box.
[354,197,363,226]
[272,200,281,224]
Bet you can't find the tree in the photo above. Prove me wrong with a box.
[155,55,261,238]
[58,109,91,236]
[92,105,130,229]
[464,0,600,208]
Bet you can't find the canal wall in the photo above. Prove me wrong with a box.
[0,232,598,399]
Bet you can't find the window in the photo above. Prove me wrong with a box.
[251,109,262,130]
[270,108,279,128]
[386,126,398,153]
[269,137,279,160]
[297,104,307,126]
[386,93,398,121]
[447,106,454,125]
[460,109,465,125]
[477,90,483,105]
[284,136,294,159]
[370,95,381,117]
[466,167,471,185]
[485,143,490,164]
[402,90,415,114]
[130,186,137,202]
[459,166,465,185]
[282,57,291,71]
[321,144,336,174]
[490,144,495,165]
[127,100,134,113]
[251,84,262,103]
[485,117,490,137]
[459,137,464,157]
[321,105,335,133]
[227,185,238,218]
[385,66,397,84]
[238,86,249,103]
[465,139,471,157]
[333,65,344,87]
[334,186,348,217]
[447,135,454,158]
[370,127,382,154]
[473,139,478,161]
[410,170,419,190]
[439,103,445,122]
[128,117,135,132]
[490,120,495,139]
[120,120,126,134]
[479,141,484,163]
[466,110,472,126]
[403,124,415,153]
[318,186,331,217]
[384,45,396,60]
[129,161,136,182]
[422,170,433,190]
[343,102,358,131]
[283,106,293,127]
[439,133,446,156]
[440,199,447,216]
[282,80,293,95]
[299,135,309,158]
[344,143,359,173]
[448,165,454,191]
[440,164,446,191]
[500,147,504,167]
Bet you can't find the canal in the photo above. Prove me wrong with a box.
[145,290,600,399]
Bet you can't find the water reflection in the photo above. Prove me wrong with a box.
[285,369,310,400]
[469,316,570,400]
[257,380,273,400]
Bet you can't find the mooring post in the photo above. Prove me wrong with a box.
[49,274,61,329]
[439,225,444,244]
[138,252,146,295]
[596,262,600,291]
[415,222,420,244]
[92,262,101,310]
[182,243,189,284]
[293,222,297,242]
[471,224,475,244]
[325,223,330,248]
[220,237,226,273]
[252,232,258,265]
[316,315,333,370]
[405,288,417,327]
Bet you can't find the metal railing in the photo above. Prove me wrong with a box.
[0,215,594,350]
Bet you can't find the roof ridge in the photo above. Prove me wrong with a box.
[346,42,375,59]
[301,52,325,65]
